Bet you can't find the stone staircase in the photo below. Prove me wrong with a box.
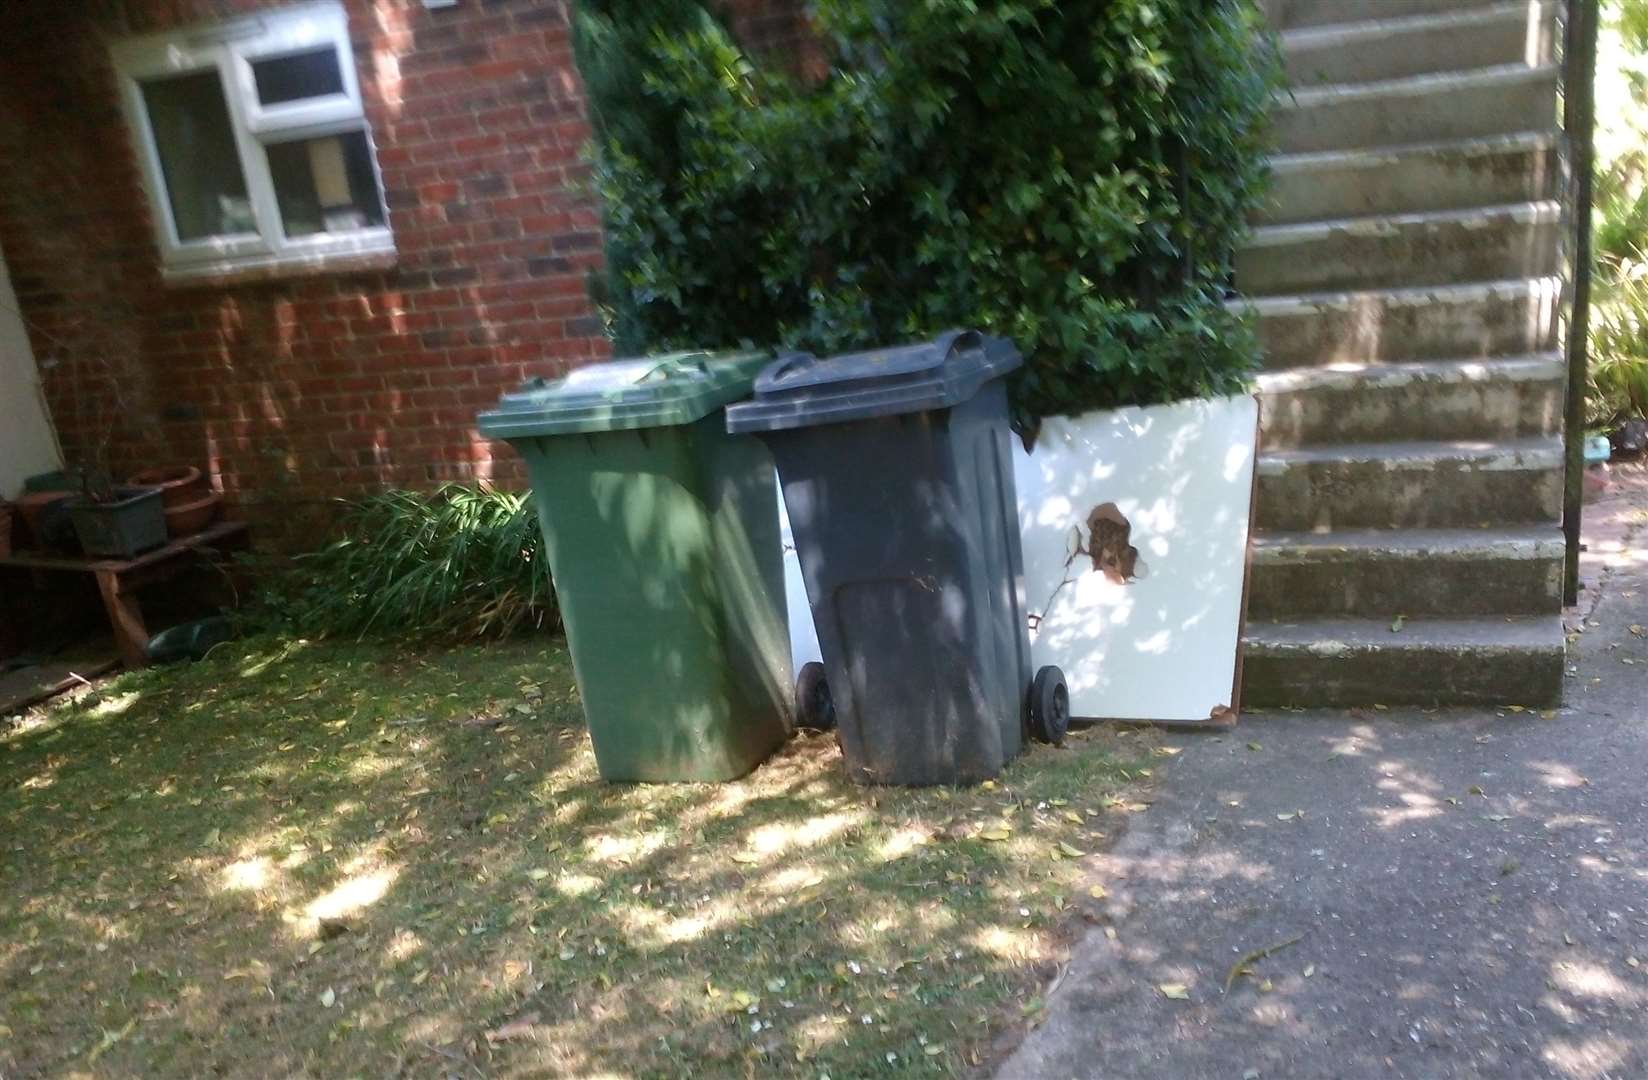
[1239,0,1570,707]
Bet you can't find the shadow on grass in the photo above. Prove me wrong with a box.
[0,635,1150,1078]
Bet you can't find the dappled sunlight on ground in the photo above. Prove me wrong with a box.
[0,635,1151,1077]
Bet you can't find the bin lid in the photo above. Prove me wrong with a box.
[724,330,1022,433]
[476,350,773,439]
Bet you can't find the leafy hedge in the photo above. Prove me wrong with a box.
[574,0,1277,424]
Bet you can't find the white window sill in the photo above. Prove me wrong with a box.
[161,241,397,288]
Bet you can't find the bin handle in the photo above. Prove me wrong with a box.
[641,354,711,382]
[757,350,818,389]
[931,328,985,359]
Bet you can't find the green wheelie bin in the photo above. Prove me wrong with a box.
[477,352,795,782]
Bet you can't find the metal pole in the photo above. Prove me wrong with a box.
[1563,0,1599,606]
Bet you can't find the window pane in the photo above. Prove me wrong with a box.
[253,48,345,105]
[266,130,386,237]
[139,71,255,242]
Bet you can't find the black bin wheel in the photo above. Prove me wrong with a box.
[796,662,836,732]
[1030,665,1070,745]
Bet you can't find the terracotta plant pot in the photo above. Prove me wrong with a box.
[164,490,222,537]
[128,465,205,509]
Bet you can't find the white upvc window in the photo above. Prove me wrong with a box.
[109,2,394,283]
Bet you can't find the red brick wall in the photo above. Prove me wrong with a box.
[0,0,807,547]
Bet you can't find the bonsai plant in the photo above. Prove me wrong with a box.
[28,303,168,558]
[575,0,1279,722]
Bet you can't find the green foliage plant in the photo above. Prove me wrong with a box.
[1590,0,1648,425]
[247,484,557,641]
[573,0,1278,428]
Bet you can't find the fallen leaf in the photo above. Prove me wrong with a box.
[87,1020,136,1063]
[320,988,336,1008]
[528,868,551,880]
[1468,785,1485,796]
[486,1012,542,1042]
[1088,885,1109,900]
[924,1045,945,1057]
[1062,810,1084,824]
[1158,983,1190,1000]
[1390,616,1406,633]
[1223,933,1304,992]
[731,852,762,864]
[1372,704,1389,712]
[978,828,1012,842]
[1057,841,1085,858]
[1302,964,1316,978]
[1246,742,1262,752]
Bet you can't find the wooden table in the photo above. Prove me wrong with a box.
[0,521,250,668]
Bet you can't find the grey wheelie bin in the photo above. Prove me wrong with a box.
[477,351,795,783]
[724,330,1067,786]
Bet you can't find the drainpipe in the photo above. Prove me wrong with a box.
[1563,0,1599,607]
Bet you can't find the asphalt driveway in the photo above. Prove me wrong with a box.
[999,471,1648,1080]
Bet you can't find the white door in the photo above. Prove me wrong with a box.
[0,238,61,499]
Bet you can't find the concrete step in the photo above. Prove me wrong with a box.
[1282,2,1556,87]
[1240,277,1564,369]
[1255,435,1564,531]
[1249,526,1565,617]
[1275,64,1560,155]
[1266,0,1505,31]
[1242,614,1566,707]
[1256,133,1561,226]
[1238,201,1563,296]
[1256,354,1566,447]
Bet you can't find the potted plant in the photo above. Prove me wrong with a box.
[13,145,172,560]
[43,347,168,559]
[576,0,1277,724]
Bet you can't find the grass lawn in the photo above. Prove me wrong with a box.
[0,635,1155,1078]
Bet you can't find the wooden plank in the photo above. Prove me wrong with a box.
[0,522,247,574]
[0,653,121,716]
[96,570,150,669]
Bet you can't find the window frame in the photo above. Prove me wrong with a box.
[109,2,395,283]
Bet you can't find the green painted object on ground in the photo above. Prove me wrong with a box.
[478,352,794,782]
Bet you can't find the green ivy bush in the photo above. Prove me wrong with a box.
[574,0,1277,425]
